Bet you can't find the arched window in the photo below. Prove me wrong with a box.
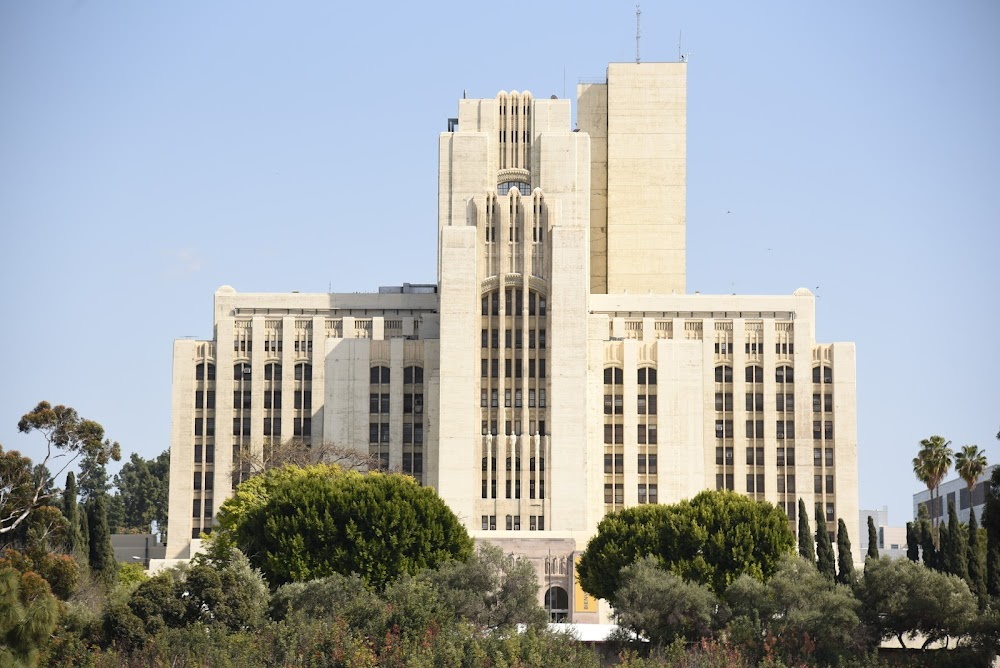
[544,586,569,622]
[776,365,794,384]
[715,365,733,383]
[195,362,216,381]
[745,365,763,383]
[234,363,251,381]
[294,363,312,382]
[264,363,282,381]
[497,181,531,196]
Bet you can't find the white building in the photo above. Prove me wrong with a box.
[913,464,996,526]
[166,62,859,622]
[859,507,908,560]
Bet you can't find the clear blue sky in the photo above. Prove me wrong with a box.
[1,1,997,526]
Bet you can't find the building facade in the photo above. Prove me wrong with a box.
[166,62,859,621]
[913,464,996,526]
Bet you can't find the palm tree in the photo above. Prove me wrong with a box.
[913,435,953,530]
[955,444,988,500]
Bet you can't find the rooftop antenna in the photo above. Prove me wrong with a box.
[678,30,689,62]
[635,5,641,64]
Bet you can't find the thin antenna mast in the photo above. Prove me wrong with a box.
[678,30,682,61]
[635,5,641,64]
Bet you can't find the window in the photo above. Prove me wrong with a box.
[746,420,764,439]
[825,448,834,466]
[715,365,733,383]
[826,474,835,493]
[777,393,794,411]
[745,393,763,412]
[813,365,833,384]
[716,446,734,465]
[234,363,251,380]
[295,363,312,381]
[715,419,733,438]
[776,366,794,383]
[196,363,216,381]
[715,473,734,491]
[715,393,734,411]
[745,366,763,383]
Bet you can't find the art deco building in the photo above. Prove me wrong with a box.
[165,62,858,622]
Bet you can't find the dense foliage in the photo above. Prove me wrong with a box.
[212,464,474,589]
[578,490,795,598]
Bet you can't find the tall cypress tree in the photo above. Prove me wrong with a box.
[798,498,814,561]
[61,472,84,558]
[984,467,1000,597]
[866,515,879,561]
[86,496,116,585]
[836,518,855,584]
[79,506,90,562]
[967,510,987,605]
[944,500,969,582]
[815,504,835,581]
[918,504,937,569]
[905,521,919,562]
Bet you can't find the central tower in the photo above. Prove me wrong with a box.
[434,89,592,536]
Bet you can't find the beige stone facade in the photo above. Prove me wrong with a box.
[165,62,858,622]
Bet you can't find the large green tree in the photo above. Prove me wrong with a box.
[213,464,473,589]
[857,556,977,649]
[0,568,59,666]
[815,504,835,581]
[114,450,169,533]
[578,490,794,598]
[912,435,953,530]
[10,402,120,534]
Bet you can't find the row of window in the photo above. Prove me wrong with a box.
[481,420,546,436]
[717,392,833,413]
[369,393,424,414]
[228,363,313,382]
[715,365,834,384]
[715,419,835,440]
[603,424,658,445]
[603,453,659,474]
[481,457,546,472]
[369,422,424,444]
[368,366,424,385]
[715,446,834,468]
[481,290,547,317]
[603,484,659,505]
[481,358,546,378]
[603,367,659,386]
[481,479,544,499]
[716,343,796,355]
[603,394,658,415]
[481,514,545,531]
[481,329,547,349]
[482,388,546,408]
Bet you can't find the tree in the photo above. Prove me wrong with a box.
[213,464,473,589]
[905,521,919,562]
[417,542,547,631]
[727,557,862,666]
[815,504,835,581]
[114,451,169,533]
[612,555,717,647]
[0,446,38,539]
[61,472,84,558]
[836,518,855,584]
[574,504,671,601]
[955,444,988,499]
[917,503,937,569]
[578,490,795,597]
[857,556,977,649]
[0,567,59,666]
[866,515,879,561]
[78,449,111,502]
[912,435,953,530]
[86,495,116,585]
[984,465,1000,597]
[231,438,381,487]
[967,509,987,604]
[10,402,120,535]
[943,500,969,582]
[797,498,814,562]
